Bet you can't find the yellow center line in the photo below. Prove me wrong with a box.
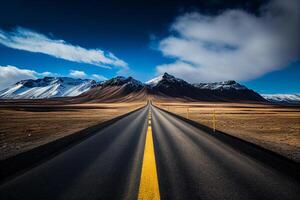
[138,110,160,200]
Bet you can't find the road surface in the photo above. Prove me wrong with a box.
[151,105,300,200]
[0,104,299,200]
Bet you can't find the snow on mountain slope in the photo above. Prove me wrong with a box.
[193,80,265,101]
[146,75,247,90]
[0,77,97,99]
[193,80,247,90]
[145,75,163,86]
[262,94,300,104]
[103,76,144,89]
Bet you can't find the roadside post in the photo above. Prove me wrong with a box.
[187,107,189,119]
[213,109,216,132]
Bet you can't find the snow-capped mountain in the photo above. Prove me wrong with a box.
[0,77,97,99]
[193,79,265,101]
[154,73,191,88]
[147,73,207,99]
[102,76,144,89]
[145,73,266,102]
[262,94,300,104]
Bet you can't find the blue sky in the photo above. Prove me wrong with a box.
[242,61,300,94]
[0,0,299,94]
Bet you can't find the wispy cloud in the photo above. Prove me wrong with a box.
[156,0,300,83]
[69,70,87,78]
[39,71,60,77]
[0,27,128,68]
[69,69,107,81]
[91,74,107,81]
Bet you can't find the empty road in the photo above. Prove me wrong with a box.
[151,105,300,200]
[0,103,299,200]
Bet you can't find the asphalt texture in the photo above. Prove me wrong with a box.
[0,104,299,200]
[151,106,300,200]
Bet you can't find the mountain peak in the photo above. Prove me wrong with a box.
[102,76,144,88]
[162,72,175,79]
[146,73,191,89]
[222,80,236,85]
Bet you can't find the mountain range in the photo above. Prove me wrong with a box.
[0,77,97,99]
[262,94,300,104]
[0,73,298,104]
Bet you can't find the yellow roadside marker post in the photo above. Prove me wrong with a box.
[187,107,189,119]
[138,109,161,200]
[213,109,216,132]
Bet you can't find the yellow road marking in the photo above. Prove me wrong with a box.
[138,110,160,200]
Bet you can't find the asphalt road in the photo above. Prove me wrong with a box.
[0,105,148,200]
[0,104,299,200]
[151,106,300,200]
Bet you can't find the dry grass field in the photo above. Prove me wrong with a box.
[0,102,145,160]
[155,102,300,162]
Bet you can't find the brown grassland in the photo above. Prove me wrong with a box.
[0,102,145,160]
[155,101,300,162]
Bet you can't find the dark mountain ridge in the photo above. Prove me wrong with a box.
[72,73,266,102]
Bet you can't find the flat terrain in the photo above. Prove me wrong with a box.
[155,102,300,162]
[1,104,299,200]
[0,102,145,160]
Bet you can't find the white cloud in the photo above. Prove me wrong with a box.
[69,70,87,78]
[0,65,37,90]
[0,65,63,90]
[69,70,108,81]
[91,74,107,81]
[0,27,128,68]
[39,71,59,77]
[156,0,300,83]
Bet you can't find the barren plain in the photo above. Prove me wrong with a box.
[0,102,145,160]
[155,102,300,162]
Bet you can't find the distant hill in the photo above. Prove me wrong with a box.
[262,94,300,104]
[193,79,266,102]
